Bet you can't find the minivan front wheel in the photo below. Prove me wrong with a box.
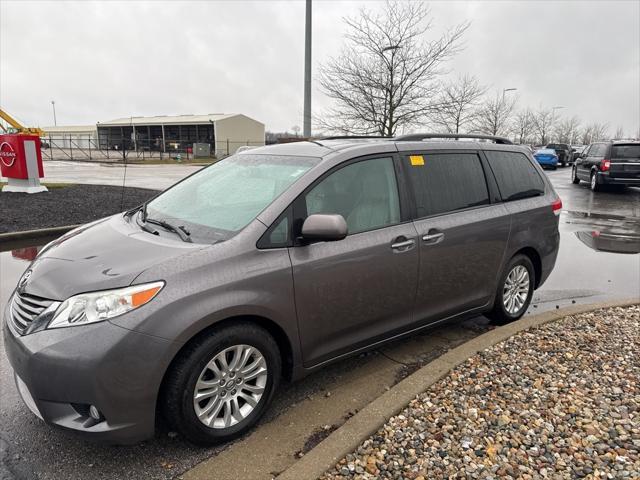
[487,254,535,325]
[162,323,281,444]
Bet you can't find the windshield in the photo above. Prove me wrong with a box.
[546,144,567,149]
[145,154,319,243]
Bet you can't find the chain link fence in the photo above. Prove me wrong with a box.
[41,134,265,163]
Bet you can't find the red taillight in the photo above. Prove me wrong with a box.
[552,198,562,216]
[600,159,611,171]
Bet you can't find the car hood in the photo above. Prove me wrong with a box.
[21,214,203,301]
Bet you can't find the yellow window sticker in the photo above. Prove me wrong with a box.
[409,155,424,166]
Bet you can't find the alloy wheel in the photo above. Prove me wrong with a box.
[502,265,530,315]
[193,344,268,429]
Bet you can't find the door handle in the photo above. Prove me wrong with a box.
[422,232,444,244]
[391,239,415,250]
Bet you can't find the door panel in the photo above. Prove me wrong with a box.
[291,223,419,367]
[413,204,510,323]
[291,155,419,368]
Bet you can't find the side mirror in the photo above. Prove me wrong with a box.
[301,214,347,242]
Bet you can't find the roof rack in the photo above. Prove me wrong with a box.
[393,133,513,145]
[315,135,392,141]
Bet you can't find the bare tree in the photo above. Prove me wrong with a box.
[512,108,534,144]
[429,74,486,133]
[613,125,625,139]
[531,107,555,145]
[318,1,469,136]
[472,91,516,137]
[581,122,610,144]
[554,116,581,144]
[292,125,301,137]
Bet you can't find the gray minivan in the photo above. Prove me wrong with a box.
[4,134,561,445]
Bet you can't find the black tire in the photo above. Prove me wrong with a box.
[162,323,281,445]
[486,254,535,325]
[590,171,600,192]
[571,166,580,184]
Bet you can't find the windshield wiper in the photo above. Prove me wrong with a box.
[145,217,193,243]
[124,202,146,219]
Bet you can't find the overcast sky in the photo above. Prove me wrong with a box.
[1,0,638,136]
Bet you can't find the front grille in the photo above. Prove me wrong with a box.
[9,293,54,335]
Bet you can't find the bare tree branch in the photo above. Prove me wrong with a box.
[317,0,469,136]
[532,107,554,145]
[429,74,486,134]
[472,91,516,137]
[511,108,534,144]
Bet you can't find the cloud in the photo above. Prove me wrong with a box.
[1,0,638,135]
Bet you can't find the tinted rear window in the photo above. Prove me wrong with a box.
[611,144,640,159]
[405,153,490,218]
[485,151,545,201]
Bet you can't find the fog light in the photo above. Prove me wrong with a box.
[89,405,102,421]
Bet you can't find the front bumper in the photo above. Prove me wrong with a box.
[3,300,177,444]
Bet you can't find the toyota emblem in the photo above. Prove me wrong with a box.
[18,269,32,291]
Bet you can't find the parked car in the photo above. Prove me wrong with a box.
[545,143,572,166]
[572,140,640,191]
[571,145,586,162]
[533,148,559,169]
[4,134,561,445]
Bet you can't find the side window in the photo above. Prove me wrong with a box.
[268,216,289,244]
[257,211,290,249]
[485,151,546,201]
[405,153,490,218]
[591,144,606,157]
[304,157,401,235]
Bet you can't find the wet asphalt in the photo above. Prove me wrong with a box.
[0,167,638,480]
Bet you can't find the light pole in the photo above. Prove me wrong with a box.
[51,100,57,126]
[550,106,564,144]
[382,45,401,137]
[502,87,517,101]
[551,106,564,123]
[303,0,312,138]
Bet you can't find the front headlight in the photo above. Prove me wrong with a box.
[48,281,164,329]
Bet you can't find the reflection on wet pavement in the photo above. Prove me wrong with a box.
[562,209,640,254]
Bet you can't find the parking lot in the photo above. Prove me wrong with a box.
[0,166,638,480]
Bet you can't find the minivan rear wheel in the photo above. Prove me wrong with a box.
[487,254,535,325]
[162,323,281,445]
[590,172,600,192]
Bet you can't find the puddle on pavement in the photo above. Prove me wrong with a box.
[563,209,640,255]
[532,210,640,307]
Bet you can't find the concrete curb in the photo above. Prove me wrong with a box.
[276,299,639,480]
[0,225,79,245]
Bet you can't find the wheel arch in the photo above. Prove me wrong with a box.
[513,246,542,288]
[157,314,295,412]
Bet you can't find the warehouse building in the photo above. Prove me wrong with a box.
[96,113,265,156]
[42,125,98,149]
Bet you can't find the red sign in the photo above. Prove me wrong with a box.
[0,134,44,179]
[0,141,16,167]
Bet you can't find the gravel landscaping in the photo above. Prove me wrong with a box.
[0,184,159,234]
[322,305,640,479]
